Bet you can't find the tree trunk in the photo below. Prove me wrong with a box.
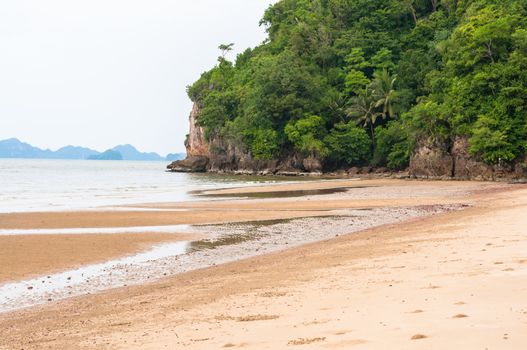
[486,41,495,63]
[410,6,417,25]
[370,123,376,151]
[430,0,437,12]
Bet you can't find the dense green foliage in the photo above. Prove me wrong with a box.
[188,0,527,169]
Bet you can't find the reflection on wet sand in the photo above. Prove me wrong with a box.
[194,186,363,199]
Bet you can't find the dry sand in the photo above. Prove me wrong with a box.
[1,179,526,349]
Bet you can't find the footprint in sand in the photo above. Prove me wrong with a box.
[411,334,427,340]
[302,319,331,326]
[223,343,248,348]
[287,337,326,346]
[237,314,279,322]
[422,284,441,289]
[409,309,424,314]
[215,314,279,322]
[258,291,288,298]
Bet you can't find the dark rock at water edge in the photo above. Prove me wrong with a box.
[167,156,209,172]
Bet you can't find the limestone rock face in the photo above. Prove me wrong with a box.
[514,156,527,179]
[302,156,322,172]
[169,101,325,174]
[185,103,209,157]
[409,138,453,178]
[408,136,526,181]
[451,137,496,180]
[167,102,211,172]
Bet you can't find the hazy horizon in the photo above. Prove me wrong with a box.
[0,0,277,155]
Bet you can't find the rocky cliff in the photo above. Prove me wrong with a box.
[167,103,210,172]
[169,103,526,180]
[185,103,209,157]
[167,102,321,175]
[409,136,527,181]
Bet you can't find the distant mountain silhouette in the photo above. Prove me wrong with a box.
[87,150,123,160]
[0,138,176,161]
[111,144,163,161]
[0,138,55,159]
[53,145,100,159]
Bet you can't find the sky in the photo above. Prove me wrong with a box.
[0,0,277,155]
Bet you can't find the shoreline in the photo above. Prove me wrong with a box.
[1,179,525,349]
[0,178,489,230]
[0,204,458,314]
[168,166,527,183]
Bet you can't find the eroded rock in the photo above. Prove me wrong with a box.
[409,138,453,178]
[167,155,209,172]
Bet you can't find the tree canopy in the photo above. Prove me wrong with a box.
[187,0,527,169]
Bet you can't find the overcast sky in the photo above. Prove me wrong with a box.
[0,0,277,155]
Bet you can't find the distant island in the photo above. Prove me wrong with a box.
[0,138,185,161]
[87,150,123,161]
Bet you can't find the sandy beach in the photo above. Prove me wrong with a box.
[1,178,526,349]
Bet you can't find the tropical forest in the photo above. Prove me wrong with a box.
[186,0,527,173]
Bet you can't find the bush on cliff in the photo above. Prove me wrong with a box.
[325,122,371,166]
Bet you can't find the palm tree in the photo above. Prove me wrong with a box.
[218,43,234,63]
[347,90,382,144]
[347,70,398,147]
[371,69,398,120]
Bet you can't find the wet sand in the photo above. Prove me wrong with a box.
[1,179,526,349]
[0,179,485,287]
[0,233,196,283]
[0,209,330,230]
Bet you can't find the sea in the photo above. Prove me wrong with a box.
[0,158,297,213]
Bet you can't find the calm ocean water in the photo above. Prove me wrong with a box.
[0,159,296,213]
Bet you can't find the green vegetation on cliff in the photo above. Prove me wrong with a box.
[188,0,527,170]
